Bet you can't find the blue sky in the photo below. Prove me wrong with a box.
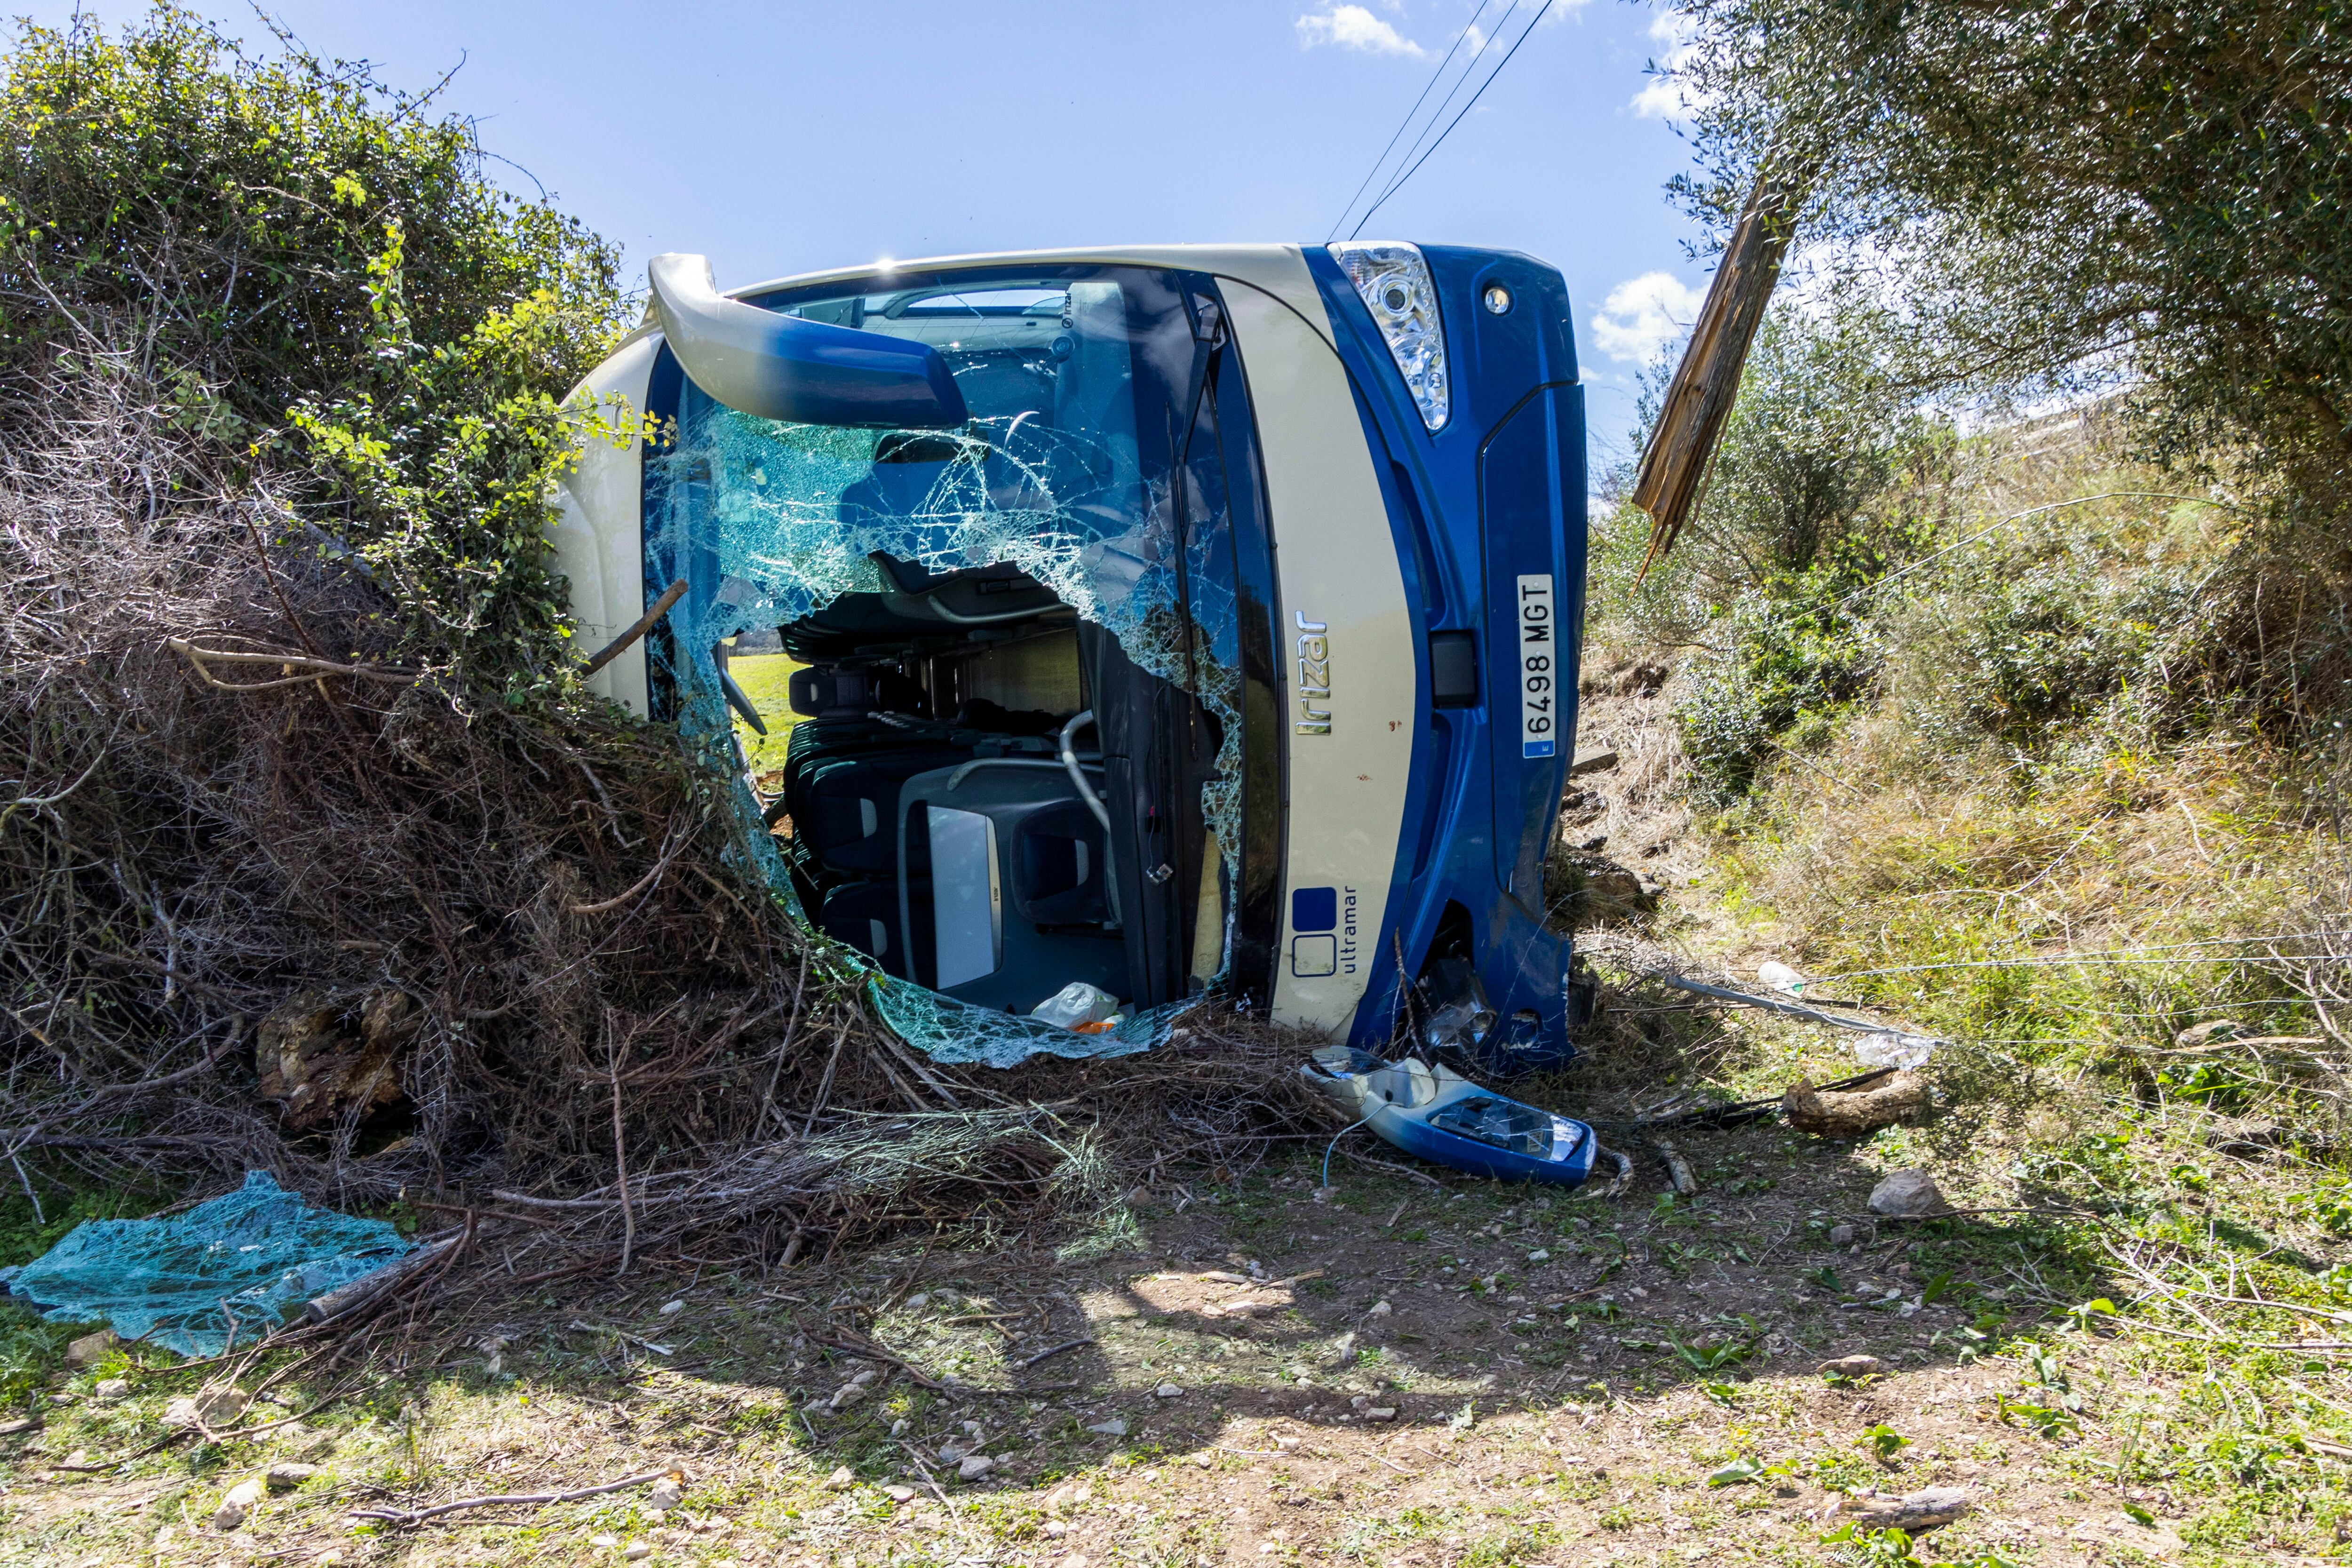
[26,0,1711,471]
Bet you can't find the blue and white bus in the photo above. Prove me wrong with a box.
[552,242,1589,1072]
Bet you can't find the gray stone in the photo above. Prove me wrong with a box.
[1086,1418,1128,1437]
[1827,1224,1856,1247]
[957,1454,996,1480]
[1868,1169,1951,1218]
[92,1378,129,1402]
[211,1477,263,1529]
[264,1462,317,1491]
[1153,1382,1184,1399]
[65,1329,116,1367]
[1817,1355,1888,1380]
[644,1476,683,1510]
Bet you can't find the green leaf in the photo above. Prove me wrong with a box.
[1707,1456,1765,1486]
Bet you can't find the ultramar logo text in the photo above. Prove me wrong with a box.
[1294,611,1331,735]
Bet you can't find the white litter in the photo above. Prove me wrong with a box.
[1853,1031,1938,1070]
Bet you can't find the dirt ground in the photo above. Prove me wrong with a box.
[4,677,2335,1568]
[0,1128,2243,1567]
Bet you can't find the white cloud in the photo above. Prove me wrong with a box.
[1297,5,1426,57]
[1592,271,1704,364]
[1630,9,1702,120]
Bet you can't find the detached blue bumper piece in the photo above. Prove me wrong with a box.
[1302,1046,1599,1187]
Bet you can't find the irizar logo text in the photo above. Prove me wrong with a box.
[1295,611,1331,735]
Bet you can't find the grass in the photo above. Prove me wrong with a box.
[725,648,804,779]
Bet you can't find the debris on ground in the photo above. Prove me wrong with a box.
[1833,1486,1975,1532]
[9,1171,415,1355]
[1784,1070,1931,1139]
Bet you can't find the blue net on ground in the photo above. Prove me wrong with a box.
[9,1172,414,1357]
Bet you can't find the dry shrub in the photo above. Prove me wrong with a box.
[0,351,1319,1272]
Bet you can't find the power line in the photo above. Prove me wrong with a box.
[1350,0,1556,240]
[1356,0,1523,231]
[1326,0,1499,243]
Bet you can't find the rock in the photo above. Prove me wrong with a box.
[93,1377,129,1401]
[1366,1407,1397,1421]
[1818,1355,1889,1380]
[1571,747,1620,776]
[1366,1300,1391,1317]
[1086,1417,1128,1437]
[64,1447,88,1466]
[589,1536,619,1549]
[1274,1435,1300,1452]
[1827,1224,1857,1247]
[164,1388,251,1430]
[958,1454,996,1481]
[850,1368,876,1387]
[658,1299,685,1317]
[265,1462,318,1490]
[644,1476,683,1510]
[1526,1249,1550,1263]
[623,1544,652,1562]
[1325,1332,1357,1367]
[828,1383,867,1410]
[1868,1169,1952,1218]
[938,1441,971,1463]
[902,1293,929,1310]
[255,987,420,1131]
[65,1329,117,1366]
[1045,1518,1068,1536]
[2176,1020,2244,1047]
[212,1476,263,1529]
[823,1466,855,1489]
[889,1418,908,1436]
[883,1484,916,1503]
[1786,1073,1931,1140]
[1154,1382,1184,1399]
[1839,1487,1973,1532]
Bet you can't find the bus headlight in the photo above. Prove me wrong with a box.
[1328,242,1449,432]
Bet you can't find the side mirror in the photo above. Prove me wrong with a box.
[647,253,969,429]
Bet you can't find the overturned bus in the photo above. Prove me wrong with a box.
[550,242,1590,1074]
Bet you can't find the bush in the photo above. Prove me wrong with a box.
[0,5,629,681]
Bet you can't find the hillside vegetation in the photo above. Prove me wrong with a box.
[0,5,2348,1567]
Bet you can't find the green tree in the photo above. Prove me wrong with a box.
[1663,0,2352,509]
[0,5,630,679]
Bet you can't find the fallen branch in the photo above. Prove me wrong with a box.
[166,637,419,690]
[1019,1337,1093,1369]
[1646,1134,1698,1196]
[349,1469,676,1528]
[580,578,688,678]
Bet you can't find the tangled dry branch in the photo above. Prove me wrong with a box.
[0,357,1324,1282]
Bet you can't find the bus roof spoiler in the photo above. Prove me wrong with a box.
[647,253,969,429]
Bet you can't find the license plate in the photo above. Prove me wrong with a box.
[1516,573,1559,758]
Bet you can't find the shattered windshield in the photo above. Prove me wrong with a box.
[647,265,1248,970]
